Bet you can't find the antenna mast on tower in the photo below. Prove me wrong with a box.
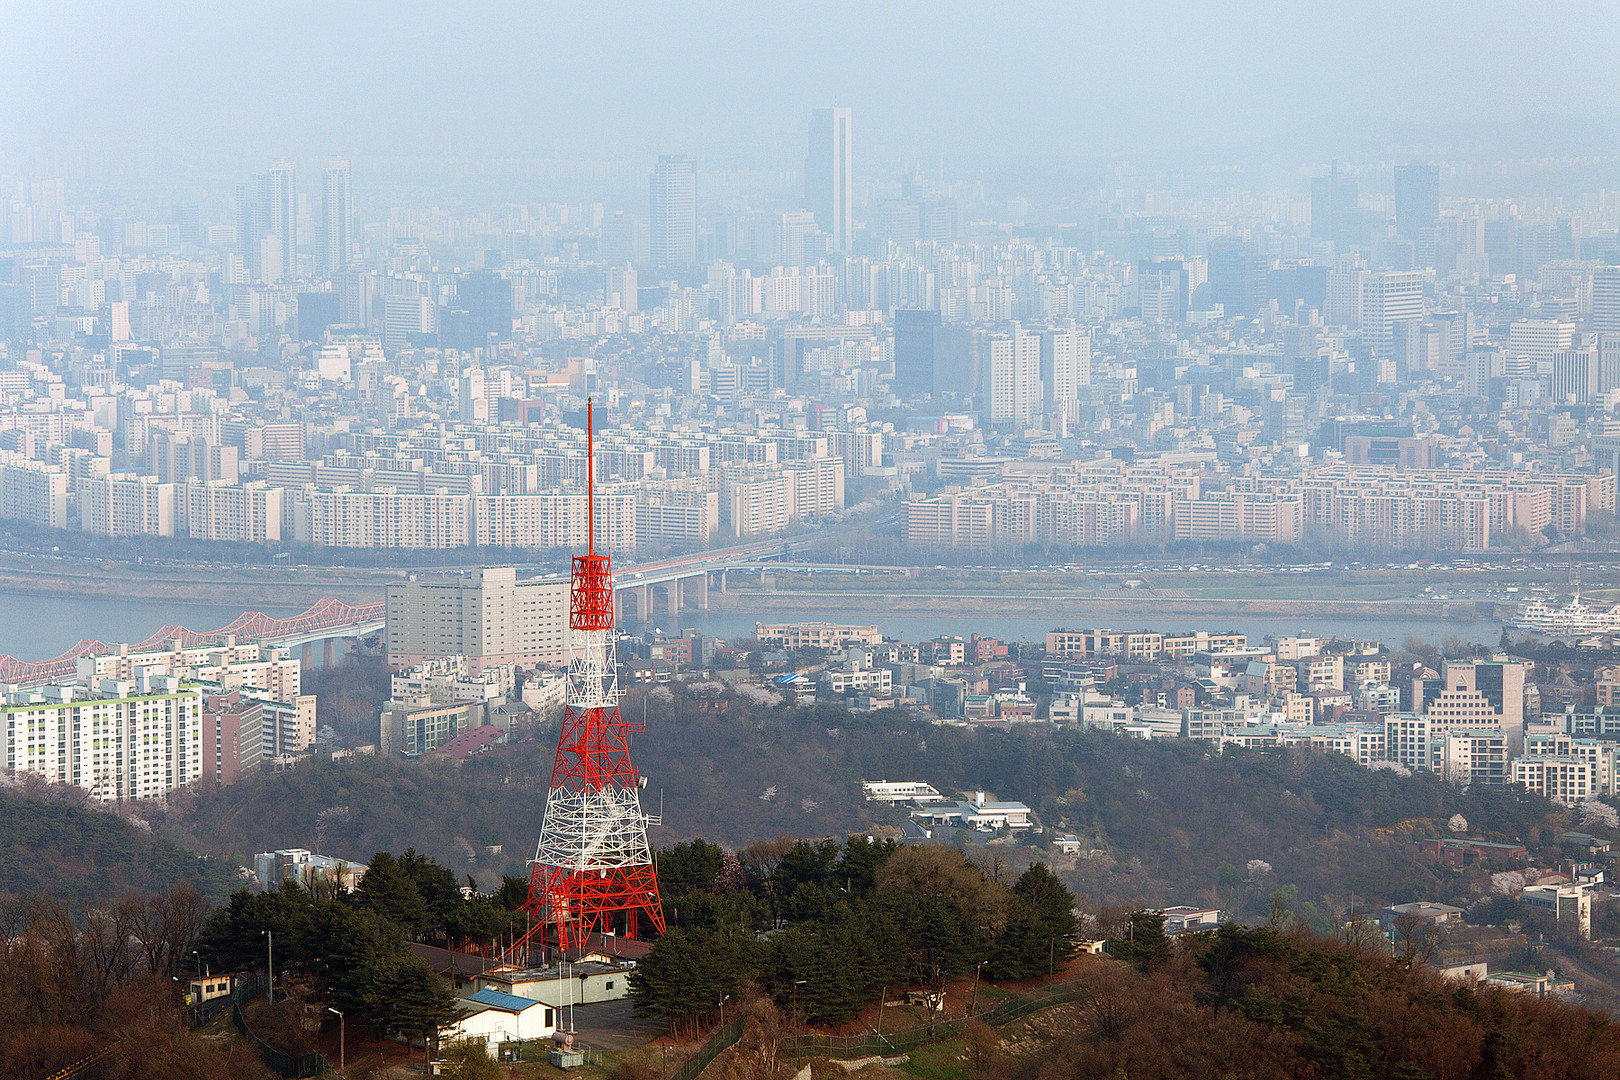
[509,399,664,959]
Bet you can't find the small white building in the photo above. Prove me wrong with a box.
[909,792,1033,831]
[442,989,557,1058]
[1160,906,1221,933]
[474,962,634,1006]
[862,780,944,804]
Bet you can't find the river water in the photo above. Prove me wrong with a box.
[3,593,306,660]
[1,589,1506,663]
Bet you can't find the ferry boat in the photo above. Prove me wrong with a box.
[1507,593,1620,636]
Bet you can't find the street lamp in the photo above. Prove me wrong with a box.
[328,1007,345,1074]
[262,929,274,1005]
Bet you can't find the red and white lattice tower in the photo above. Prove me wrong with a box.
[518,399,664,955]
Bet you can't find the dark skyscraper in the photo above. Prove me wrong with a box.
[805,107,853,253]
[649,155,696,268]
[1393,163,1440,240]
[1310,164,1360,250]
[1207,238,1267,317]
[893,308,940,398]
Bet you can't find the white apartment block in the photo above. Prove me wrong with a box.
[79,642,302,704]
[754,622,883,650]
[391,655,514,704]
[820,665,893,696]
[386,567,570,671]
[1525,733,1619,795]
[0,455,70,529]
[1513,755,1596,806]
[2,677,204,803]
[81,473,175,537]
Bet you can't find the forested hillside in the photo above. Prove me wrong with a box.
[150,689,1608,918]
[987,924,1620,1080]
[0,783,243,906]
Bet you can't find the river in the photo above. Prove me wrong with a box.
[1,589,1507,663]
[3,593,306,659]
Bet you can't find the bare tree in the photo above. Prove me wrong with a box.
[1391,912,1443,967]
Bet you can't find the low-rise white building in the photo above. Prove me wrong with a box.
[442,989,556,1058]
[862,780,944,803]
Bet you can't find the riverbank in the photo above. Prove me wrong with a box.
[707,587,1497,623]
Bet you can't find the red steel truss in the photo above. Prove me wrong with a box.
[511,399,665,960]
[0,598,384,685]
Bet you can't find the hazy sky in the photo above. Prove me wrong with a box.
[4,1,1619,190]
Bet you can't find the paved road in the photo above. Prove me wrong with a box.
[564,998,668,1051]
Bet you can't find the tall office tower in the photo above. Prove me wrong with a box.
[1552,345,1600,405]
[605,264,638,312]
[320,157,352,275]
[981,326,1041,427]
[1207,238,1266,317]
[600,212,650,266]
[1038,327,1080,422]
[235,183,261,281]
[893,308,941,398]
[1311,164,1360,249]
[649,155,696,269]
[172,202,202,246]
[805,106,853,253]
[1324,256,1368,328]
[256,159,297,282]
[1592,265,1620,332]
[776,209,820,266]
[1362,271,1425,355]
[1393,164,1439,240]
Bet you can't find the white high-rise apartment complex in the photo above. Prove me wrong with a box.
[650,156,696,269]
[982,326,1041,427]
[805,107,853,253]
[320,157,352,275]
[1038,327,1090,422]
[2,677,205,802]
[386,567,571,672]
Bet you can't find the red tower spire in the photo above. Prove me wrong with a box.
[512,399,664,959]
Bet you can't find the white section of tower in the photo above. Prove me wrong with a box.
[568,629,618,709]
[532,626,657,874]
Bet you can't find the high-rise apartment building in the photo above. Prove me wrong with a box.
[1038,327,1084,421]
[805,107,853,253]
[1393,164,1440,240]
[1,677,204,802]
[320,157,352,275]
[981,326,1041,428]
[385,567,571,671]
[650,156,696,269]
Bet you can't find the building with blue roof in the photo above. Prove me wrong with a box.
[441,985,557,1058]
